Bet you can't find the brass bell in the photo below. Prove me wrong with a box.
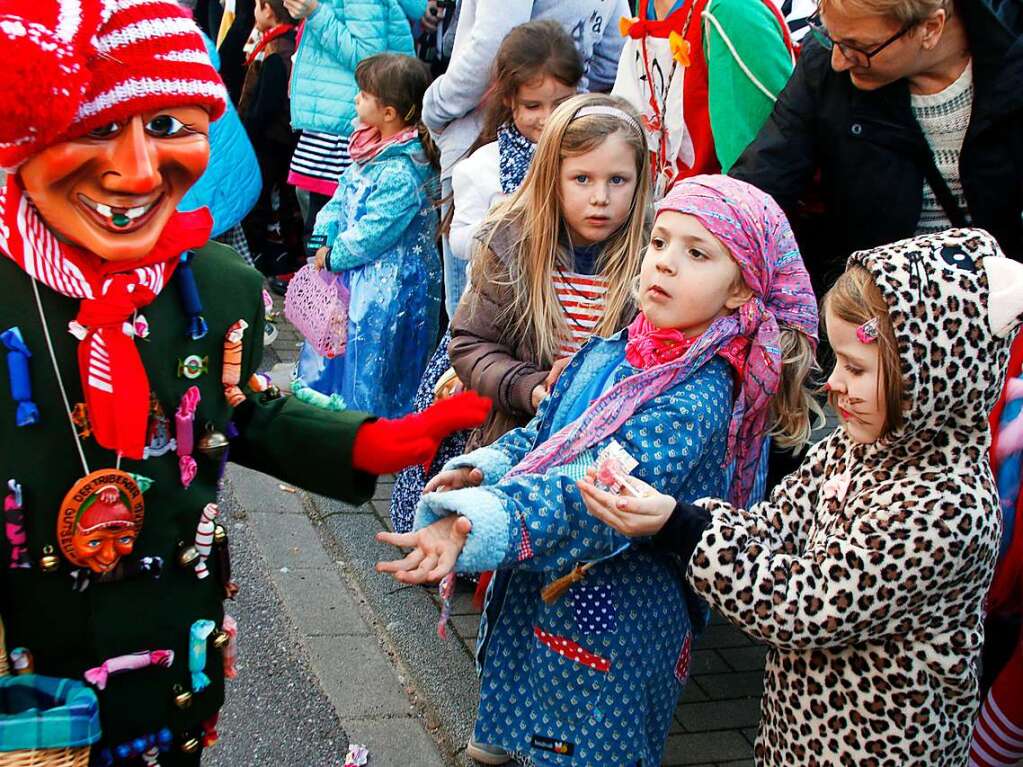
[39,546,59,573]
[211,630,229,650]
[213,525,227,545]
[178,544,200,568]
[197,427,229,460]
[180,737,201,754]
[173,686,193,709]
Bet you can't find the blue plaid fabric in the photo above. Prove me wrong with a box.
[0,675,101,751]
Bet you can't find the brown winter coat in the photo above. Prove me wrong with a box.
[449,222,632,448]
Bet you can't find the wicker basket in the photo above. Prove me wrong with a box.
[0,746,90,767]
[0,622,95,767]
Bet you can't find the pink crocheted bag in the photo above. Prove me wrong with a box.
[284,264,349,358]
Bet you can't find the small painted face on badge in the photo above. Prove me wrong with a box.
[70,485,139,573]
[58,471,146,574]
[17,106,211,262]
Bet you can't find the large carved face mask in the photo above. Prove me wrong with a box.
[17,106,211,262]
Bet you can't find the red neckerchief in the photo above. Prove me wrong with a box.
[0,175,212,459]
[625,311,749,377]
[245,23,295,67]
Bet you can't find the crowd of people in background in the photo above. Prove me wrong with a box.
[183,0,1023,764]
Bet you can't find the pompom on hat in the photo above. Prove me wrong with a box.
[0,0,227,170]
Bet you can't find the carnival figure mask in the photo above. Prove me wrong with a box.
[69,485,140,573]
[17,107,211,263]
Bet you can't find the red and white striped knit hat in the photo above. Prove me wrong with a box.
[0,0,227,170]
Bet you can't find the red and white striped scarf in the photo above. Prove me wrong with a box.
[0,175,212,459]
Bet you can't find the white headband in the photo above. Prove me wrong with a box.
[571,105,643,136]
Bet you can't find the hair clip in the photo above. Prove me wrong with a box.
[856,317,879,344]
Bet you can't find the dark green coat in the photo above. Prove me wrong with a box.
[0,242,375,761]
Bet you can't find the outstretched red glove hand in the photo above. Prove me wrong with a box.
[351,391,492,475]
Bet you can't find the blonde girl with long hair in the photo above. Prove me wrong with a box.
[377,175,820,765]
[449,92,651,451]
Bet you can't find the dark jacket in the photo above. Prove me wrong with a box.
[730,0,1023,292]
[0,242,374,756]
[239,30,298,157]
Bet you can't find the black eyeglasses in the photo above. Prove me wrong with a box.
[808,11,915,68]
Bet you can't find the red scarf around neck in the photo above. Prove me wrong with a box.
[244,23,295,67]
[0,175,212,459]
[625,312,749,376]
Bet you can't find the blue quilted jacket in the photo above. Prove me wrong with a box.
[289,0,425,136]
[415,334,733,766]
[179,35,261,236]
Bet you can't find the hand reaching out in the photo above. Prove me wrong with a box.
[423,466,483,493]
[376,515,472,584]
[545,356,572,391]
[577,467,676,537]
[531,356,573,411]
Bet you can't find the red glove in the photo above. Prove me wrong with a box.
[352,391,492,475]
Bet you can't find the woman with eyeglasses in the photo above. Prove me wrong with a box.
[729,0,1022,298]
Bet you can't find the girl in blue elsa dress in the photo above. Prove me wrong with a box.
[295,53,441,418]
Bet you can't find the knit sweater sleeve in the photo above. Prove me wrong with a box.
[703,0,795,172]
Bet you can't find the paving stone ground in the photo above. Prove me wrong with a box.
[265,298,768,766]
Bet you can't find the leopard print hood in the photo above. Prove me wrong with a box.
[847,228,1023,450]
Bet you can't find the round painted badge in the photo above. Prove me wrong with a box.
[57,469,145,573]
[178,354,208,380]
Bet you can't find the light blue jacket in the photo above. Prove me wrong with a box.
[178,35,261,236]
[415,333,733,766]
[289,0,425,136]
[296,132,441,418]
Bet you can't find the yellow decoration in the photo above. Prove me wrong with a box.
[619,15,637,37]
[215,0,236,49]
[669,30,692,67]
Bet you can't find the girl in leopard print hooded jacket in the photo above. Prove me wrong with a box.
[582,228,1023,765]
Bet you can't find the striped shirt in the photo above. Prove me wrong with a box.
[911,61,974,236]
[287,131,351,196]
[554,271,609,356]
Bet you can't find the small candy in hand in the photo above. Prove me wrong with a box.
[593,441,642,497]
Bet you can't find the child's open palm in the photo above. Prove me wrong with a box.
[376,515,472,584]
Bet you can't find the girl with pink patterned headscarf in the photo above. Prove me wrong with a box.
[377,175,819,766]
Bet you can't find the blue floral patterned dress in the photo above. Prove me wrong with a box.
[296,133,441,418]
[414,331,733,765]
